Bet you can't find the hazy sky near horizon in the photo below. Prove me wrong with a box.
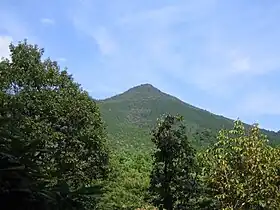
[0,0,280,131]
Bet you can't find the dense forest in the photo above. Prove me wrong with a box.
[1,40,280,210]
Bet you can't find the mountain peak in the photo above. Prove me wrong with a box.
[136,83,155,88]
[125,83,164,96]
[132,83,159,91]
[103,83,164,102]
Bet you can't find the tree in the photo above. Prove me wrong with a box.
[192,128,217,151]
[97,151,152,209]
[0,40,109,209]
[148,114,198,210]
[199,120,280,209]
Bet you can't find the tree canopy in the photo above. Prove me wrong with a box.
[199,120,280,209]
[148,114,198,210]
[0,40,109,210]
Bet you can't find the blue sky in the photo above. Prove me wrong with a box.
[0,0,280,131]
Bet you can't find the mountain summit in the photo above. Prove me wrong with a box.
[98,84,280,150]
[127,83,159,92]
[104,84,164,102]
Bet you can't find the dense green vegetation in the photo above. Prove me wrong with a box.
[98,84,280,151]
[199,121,280,209]
[1,40,280,210]
[0,40,108,210]
[148,115,198,209]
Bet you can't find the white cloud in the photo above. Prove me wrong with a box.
[232,57,251,72]
[0,36,12,59]
[230,50,251,73]
[57,57,67,62]
[40,18,55,25]
[91,27,117,55]
[72,14,117,56]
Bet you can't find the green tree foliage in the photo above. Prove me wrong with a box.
[135,206,158,210]
[98,151,152,209]
[0,40,109,209]
[199,120,280,209]
[191,128,217,151]
[148,114,198,210]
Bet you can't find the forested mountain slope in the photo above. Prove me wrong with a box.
[98,84,280,151]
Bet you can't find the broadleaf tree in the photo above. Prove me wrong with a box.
[0,40,109,209]
[199,120,280,209]
[148,114,198,210]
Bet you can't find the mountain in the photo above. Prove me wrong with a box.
[98,84,280,151]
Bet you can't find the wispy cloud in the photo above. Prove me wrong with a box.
[69,0,280,121]
[72,11,117,55]
[229,51,251,73]
[90,27,118,55]
[237,89,280,116]
[40,18,55,25]
[57,57,67,62]
[0,36,12,59]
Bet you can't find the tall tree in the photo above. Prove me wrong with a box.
[148,114,198,210]
[199,120,280,209]
[0,40,109,209]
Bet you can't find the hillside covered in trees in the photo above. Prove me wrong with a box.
[1,40,280,210]
[98,84,280,151]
